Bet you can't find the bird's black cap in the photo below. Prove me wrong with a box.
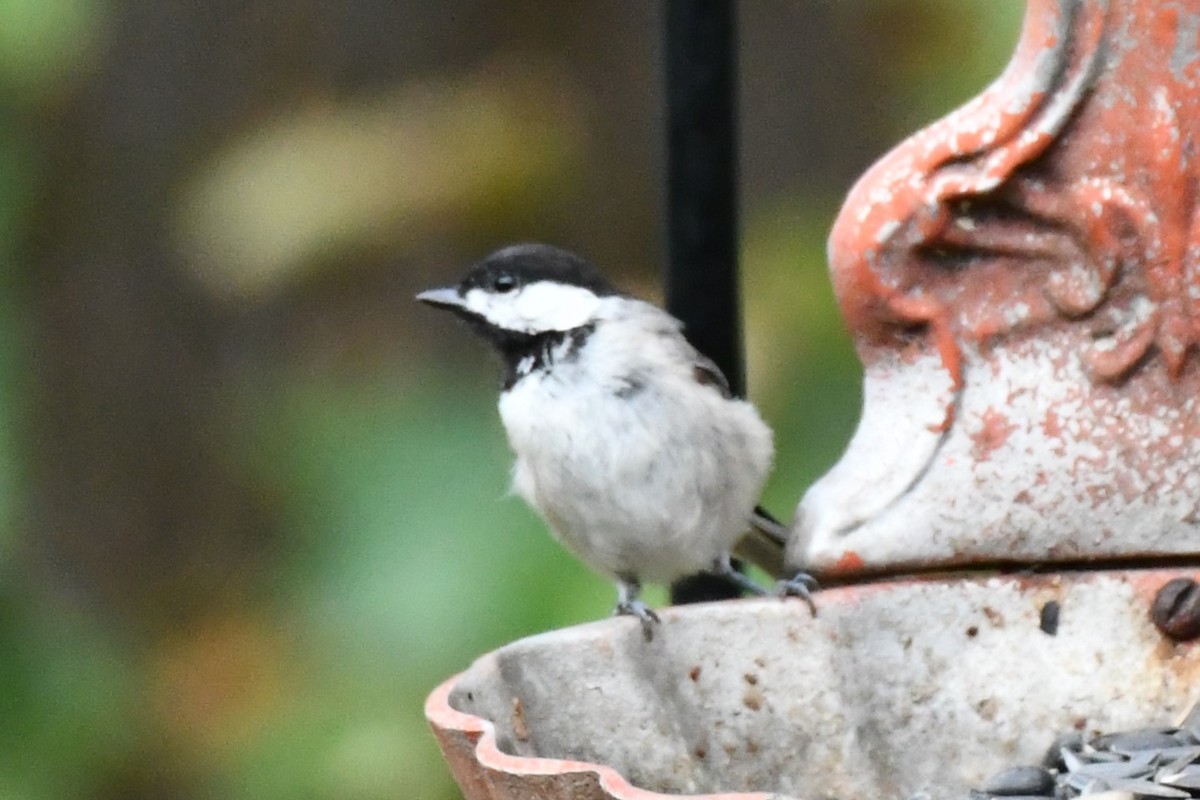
[458,243,620,297]
[415,243,621,387]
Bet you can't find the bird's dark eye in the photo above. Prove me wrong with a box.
[493,272,517,293]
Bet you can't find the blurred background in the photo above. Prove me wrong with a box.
[0,2,1021,798]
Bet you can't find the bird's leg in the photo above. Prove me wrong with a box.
[614,576,660,641]
[776,571,819,617]
[711,554,819,617]
[709,554,771,596]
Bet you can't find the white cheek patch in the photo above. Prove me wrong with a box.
[464,282,603,333]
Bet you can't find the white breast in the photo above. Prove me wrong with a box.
[498,299,774,584]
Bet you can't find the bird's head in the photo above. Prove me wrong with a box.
[416,244,619,350]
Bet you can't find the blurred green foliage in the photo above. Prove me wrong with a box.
[0,2,1022,799]
[0,0,103,98]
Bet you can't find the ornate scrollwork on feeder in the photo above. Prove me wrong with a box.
[794,0,1200,576]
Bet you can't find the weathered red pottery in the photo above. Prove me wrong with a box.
[795,0,1200,575]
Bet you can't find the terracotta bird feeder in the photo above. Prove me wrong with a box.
[426,2,1200,797]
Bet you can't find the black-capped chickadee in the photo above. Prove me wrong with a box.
[417,243,815,638]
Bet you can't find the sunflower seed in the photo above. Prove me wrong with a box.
[983,766,1058,796]
[1179,705,1200,741]
[1070,761,1154,782]
[1158,765,1200,790]
[1096,731,1183,756]
[1103,778,1191,798]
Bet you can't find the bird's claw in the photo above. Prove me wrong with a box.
[776,571,819,617]
[615,599,661,641]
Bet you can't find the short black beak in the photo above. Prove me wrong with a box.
[415,287,465,310]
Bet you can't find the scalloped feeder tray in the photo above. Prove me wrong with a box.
[427,570,1200,799]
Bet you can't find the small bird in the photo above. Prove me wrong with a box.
[417,243,815,638]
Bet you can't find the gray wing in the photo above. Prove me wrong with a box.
[692,354,733,399]
[678,330,783,571]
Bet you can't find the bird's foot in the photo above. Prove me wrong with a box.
[614,599,661,641]
[776,571,819,616]
[614,577,659,641]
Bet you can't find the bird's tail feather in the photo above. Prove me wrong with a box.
[732,505,789,578]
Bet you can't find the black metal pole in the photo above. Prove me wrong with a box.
[663,0,745,605]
